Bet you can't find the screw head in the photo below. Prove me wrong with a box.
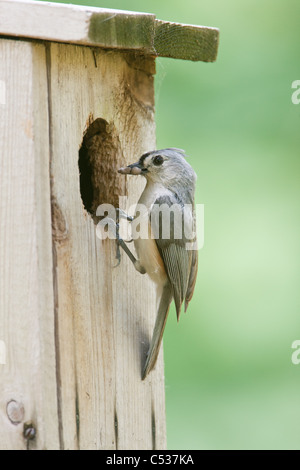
[23,423,36,441]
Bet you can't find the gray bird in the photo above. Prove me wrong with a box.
[118,148,198,379]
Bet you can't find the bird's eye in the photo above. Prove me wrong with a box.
[153,155,164,166]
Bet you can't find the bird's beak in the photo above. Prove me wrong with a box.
[118,162,143,175]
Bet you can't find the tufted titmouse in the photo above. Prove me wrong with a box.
[118,148,198,379]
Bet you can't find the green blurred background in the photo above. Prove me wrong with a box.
[41,0,300,449]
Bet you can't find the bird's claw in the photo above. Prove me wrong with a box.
[113,209,134,267]
[116,208,134,222]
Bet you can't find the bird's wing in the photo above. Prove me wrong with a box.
[185,248,198,311]
[150,194,196,320]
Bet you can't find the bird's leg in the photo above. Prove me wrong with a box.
[114,208,132,266]
[108,210,146,274]
[116,208,134,223]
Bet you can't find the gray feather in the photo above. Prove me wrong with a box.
[151,194,193,320]
[142,284,173,380]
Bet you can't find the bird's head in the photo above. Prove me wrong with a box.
[118,148,196,193]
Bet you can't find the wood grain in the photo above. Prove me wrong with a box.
[0,39,59,450]
[0,36,167,450]
[47,43,166,450]
[154,20,219,62]
[0,0,219,62]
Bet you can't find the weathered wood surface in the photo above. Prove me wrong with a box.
[48,43,166,450]
[154,20,219,62]
[0,39,59,450]
[0,38,166,450]
[0,0,219,62]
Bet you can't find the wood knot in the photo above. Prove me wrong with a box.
[51,199,69,241]
[6,400,25,425]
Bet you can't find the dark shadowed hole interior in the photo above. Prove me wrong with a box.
[78,118,126,222]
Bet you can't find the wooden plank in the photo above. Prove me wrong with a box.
[0,39,59,450]
[154,20,219,62]
[0,0,155,50]
[48,43,166,449]
[0,0,219,62]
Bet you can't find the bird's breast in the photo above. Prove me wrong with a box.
[133,182,170,286]
[134,227,167,286]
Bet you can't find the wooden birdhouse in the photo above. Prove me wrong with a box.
[0,0,219,450]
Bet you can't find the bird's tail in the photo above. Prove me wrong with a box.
[142,284,173,380]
